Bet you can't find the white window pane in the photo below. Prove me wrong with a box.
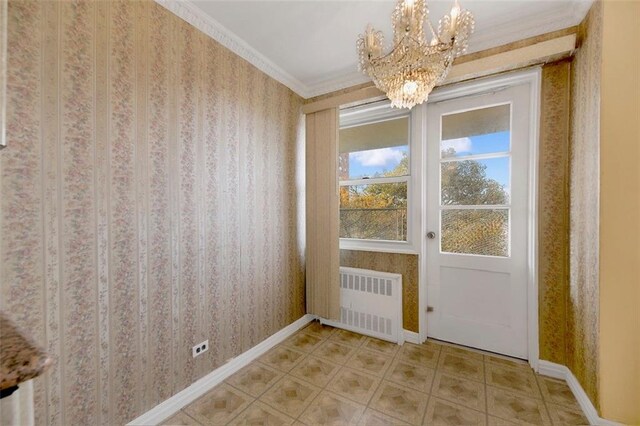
[340,183,407,241]
[339,117,409,180]
[441,105,510,158]
[441,157,510,205]
[441,209,509,257]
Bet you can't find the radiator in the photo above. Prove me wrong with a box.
[321,267,404,344]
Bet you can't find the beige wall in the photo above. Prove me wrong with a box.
[538,60,571,365]
[0,1,305,424]
[598,1,640,423]
[568,0,602,408]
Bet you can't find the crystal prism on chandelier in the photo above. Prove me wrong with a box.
[357,0,475,109]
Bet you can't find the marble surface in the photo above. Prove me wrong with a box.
[0,313,51,391]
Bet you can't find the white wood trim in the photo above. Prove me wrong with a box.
[338,101,423,255]
[0,0,6,149]
[0,379,34,426]
[340,100,409,128]
[537,359,566,379]
[306,72,372,100]
[429,69,543,103]
[339,242,420,256]
[537,361,622,426]
[440,151,511,162]
[154,0,311,97]
[417,103,428,343]
[340,176,408,187]
[404,329,422,344]
[410,104,425,285]
[127,314,316,426]
[421,68,541,364]
[526,69,541,371]
[440,205,511,210]
[157,1,588,99]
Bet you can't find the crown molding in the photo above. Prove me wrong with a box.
[156,0,593,100]
[571,0,595,23]
[467,0,592,54]
[155,0,312,98]
[305,72,372,99]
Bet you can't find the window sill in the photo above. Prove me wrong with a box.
[339,239,420,255]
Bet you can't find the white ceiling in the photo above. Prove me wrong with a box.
[158,0,593,98]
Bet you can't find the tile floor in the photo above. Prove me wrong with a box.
[161,321,590,425]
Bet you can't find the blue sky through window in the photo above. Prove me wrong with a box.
[345,131,510,188]
[347,145,408,179]
[441,131,510,188]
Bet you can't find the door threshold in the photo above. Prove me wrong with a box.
[427,336,528,363]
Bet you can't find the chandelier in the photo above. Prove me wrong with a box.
[357,0,474,109]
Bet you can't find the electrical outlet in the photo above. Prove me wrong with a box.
[192,340,209,358]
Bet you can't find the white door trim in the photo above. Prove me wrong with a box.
[421,68,541,369]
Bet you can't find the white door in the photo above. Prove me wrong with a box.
[426,81,533,359]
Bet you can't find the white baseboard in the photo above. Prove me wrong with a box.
[537,360,621,426]
[537,359,566,380]
[404,329,423,344]
[127,314,316,426]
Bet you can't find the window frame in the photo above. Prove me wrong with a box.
[437,102,514,258]
[338,100,423,254]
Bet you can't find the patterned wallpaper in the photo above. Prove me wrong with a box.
[340,250,419,333]
[567,0,602,409]
[0,1,305,425]
[538,60,571,365]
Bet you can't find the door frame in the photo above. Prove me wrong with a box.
[418,68,541,371]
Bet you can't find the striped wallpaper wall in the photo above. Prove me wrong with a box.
[0,1,305,424]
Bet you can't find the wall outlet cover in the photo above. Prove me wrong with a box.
[192,340,209,358]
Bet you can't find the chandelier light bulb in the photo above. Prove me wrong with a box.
[356,0,474,109]
[450,0,461,33]
[403,80,419,96]
[403,0,414,20]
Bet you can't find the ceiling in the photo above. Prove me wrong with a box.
[158,0,593,98]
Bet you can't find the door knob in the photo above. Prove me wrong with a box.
[427,231,436,239]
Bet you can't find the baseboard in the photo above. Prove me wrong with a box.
[404,329,423,344]
[536,359,566,380]
[537,360,621,426]
[127,314,316,426]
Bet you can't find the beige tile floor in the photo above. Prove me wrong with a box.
[161,321,590,426]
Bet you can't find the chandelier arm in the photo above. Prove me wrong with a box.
[425,18,438,41]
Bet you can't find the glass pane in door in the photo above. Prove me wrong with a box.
[441,209,509,256]
[440,104,511,257]
[440,104,511,157]
[441,157,511,205]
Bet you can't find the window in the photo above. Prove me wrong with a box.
[339,102,419,252]
[438,104,512,257]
